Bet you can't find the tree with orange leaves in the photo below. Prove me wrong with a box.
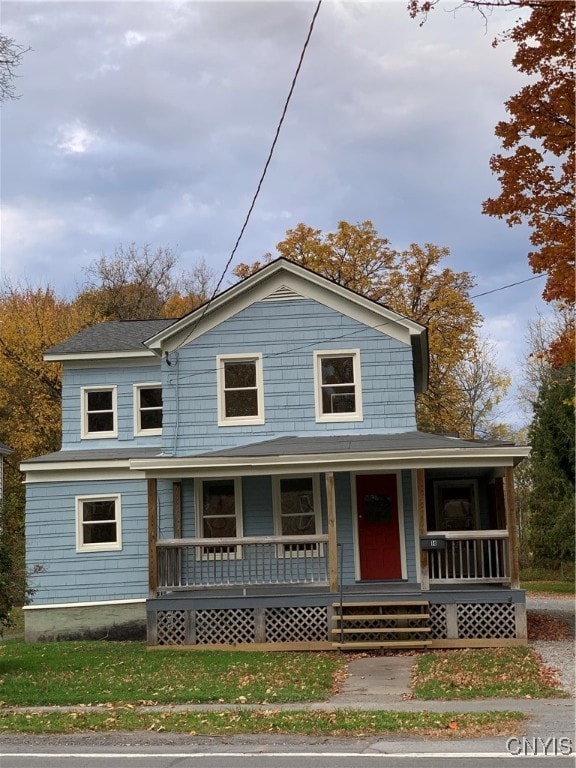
[409,0,575,365]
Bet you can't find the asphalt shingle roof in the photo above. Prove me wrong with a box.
[196,432,514,458]
[44,319,176,356]
[22,447,163,464]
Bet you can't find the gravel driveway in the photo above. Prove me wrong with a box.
[527,595,575,696]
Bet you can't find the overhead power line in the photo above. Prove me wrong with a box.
[174,0,323,353]
[471,273,545,299]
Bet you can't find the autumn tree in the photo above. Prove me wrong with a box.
[0,283,95,608]
[234,220,500,436]
[379,242,482,435]
[234,221,395,301]
[409,0,575,365]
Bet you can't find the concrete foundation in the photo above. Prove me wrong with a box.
[24,600,146,642]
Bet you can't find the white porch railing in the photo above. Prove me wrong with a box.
[156,535,329,591]
[427,530,510,584]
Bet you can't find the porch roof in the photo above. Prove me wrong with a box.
[129,431,530,477]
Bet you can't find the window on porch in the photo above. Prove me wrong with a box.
[273,476,322,555]
[198,478,242,556]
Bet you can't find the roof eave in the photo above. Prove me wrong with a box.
[129,445,530,477]
[44,349,159,362]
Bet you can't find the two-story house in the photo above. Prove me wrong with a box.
[22,259,529,648]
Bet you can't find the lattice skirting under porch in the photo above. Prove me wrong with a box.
[148,601,524,646]
[429,602,520,641]
[151,605,330,646]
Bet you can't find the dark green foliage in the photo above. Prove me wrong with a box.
[527,364,575,567]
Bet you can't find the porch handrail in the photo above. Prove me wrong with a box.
[158,534,329,548]
[427,530,510,584]
[426,529,509,539]
[156,534,330,592]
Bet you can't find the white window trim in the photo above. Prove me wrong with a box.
[272,474,323,558]
[81,385,118,439]
[313,349,363,423]
[195,478,243,559]
[75,494,122,553]
[133,382,163,436]
[216,353,265,426]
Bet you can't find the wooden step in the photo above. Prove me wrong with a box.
[332,613,430,622]
[332,627,431,635]
[332,601,428,608]
[332,640,432,649]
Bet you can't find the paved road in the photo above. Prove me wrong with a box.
[1,743,574,768]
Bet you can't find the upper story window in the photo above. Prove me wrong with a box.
[76,494,122,552]
[313,350,363,422]
[81,386,118,439]
[134,384,163,436]
[217,353,265,426]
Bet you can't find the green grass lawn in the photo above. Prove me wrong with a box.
[0,640,547,736]
[0,708,524,737]
[411,647,568,700]
[522,581,575,595]
[0,640,344,706]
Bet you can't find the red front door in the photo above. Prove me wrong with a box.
[356,473,402,580]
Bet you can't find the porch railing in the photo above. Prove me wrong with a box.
[156,535,329,592]
[428,530,510,584]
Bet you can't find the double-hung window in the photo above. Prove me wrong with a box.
[76,495,122,552]
[197,478,242,557]
[313,350,362,422]
[134,383,162,435]
[273,475,322,555]
[217,354,264,426]
[81,386,118,438]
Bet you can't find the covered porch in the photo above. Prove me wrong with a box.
[132,432,528,648]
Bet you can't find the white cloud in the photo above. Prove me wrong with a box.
[124,30,147,48]
[1,204,66,254]
[55,122,98,155]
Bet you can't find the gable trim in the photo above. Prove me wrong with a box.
[145,260,426,352]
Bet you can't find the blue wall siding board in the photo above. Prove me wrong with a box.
[26,479,149,604]
[160,299,416,455]
[61,363,162,450]
[28,295,426,608]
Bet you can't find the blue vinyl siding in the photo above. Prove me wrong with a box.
[26,479,149,605]
[28,294,424,609]
[161,299,416,455]
[61,362,162,449]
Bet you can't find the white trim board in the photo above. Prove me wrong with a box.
[24,598,146,611]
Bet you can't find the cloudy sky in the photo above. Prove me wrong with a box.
[2,1,547,425]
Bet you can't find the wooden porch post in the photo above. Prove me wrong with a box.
[416,469,429,590]
[325,472,339,593]
[503,466,520,589]
[148,478,158,597]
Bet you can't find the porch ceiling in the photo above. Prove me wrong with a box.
[129,432,530,478]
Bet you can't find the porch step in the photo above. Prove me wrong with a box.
[331,640,431,650]
[333,600,428,608]
[332,599,432,651]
